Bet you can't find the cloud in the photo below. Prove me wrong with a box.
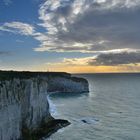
[89,49,140,66]
[3,0,12,5]
[34,0,140,52]
[58,49,140,66]
[1,0,140,54]
[16,40,24,43]
[34,41,109,52]
[0,22,49,47]
[0,22,35,36]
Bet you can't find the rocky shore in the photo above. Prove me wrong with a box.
[0,71,89,140]
[22,118,71,140]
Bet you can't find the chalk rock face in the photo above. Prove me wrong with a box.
[0,78,50,140]
[0,72,89,140]
[47,76,89,93]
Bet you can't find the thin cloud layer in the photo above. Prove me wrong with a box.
[0,22,35,36]
[2,0,12,5]
[61,49,140,66]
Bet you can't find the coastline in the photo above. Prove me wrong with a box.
[22,118,70,140]
[0,71,89,140]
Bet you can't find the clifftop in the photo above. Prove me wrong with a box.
[0,71,89,140]
[0,70,71,80]
[0,71,89,93]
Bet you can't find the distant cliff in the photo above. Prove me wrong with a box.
[0,71,89,140]
[46,74,89,93]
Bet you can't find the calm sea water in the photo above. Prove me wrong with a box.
[47,73,140,140]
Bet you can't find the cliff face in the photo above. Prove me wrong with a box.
[0,72,89,140]
[47,76,89,93]
[0,78,50,140]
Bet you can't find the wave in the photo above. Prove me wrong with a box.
[47,95,58,116]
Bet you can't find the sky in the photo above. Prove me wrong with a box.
[0,0,140,73]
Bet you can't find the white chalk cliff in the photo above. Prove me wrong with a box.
[0,72,89,140]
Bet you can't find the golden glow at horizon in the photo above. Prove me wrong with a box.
[31,63,140,73]
[2,63,140,73]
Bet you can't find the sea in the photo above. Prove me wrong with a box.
[47,73,140,140]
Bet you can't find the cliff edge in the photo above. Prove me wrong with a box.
[0,71,89,140]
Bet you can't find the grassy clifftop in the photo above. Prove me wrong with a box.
[0,70,71,80]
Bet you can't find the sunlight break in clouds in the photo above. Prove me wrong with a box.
[47,49,140,66]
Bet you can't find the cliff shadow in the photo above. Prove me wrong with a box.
[49,92,89,99]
